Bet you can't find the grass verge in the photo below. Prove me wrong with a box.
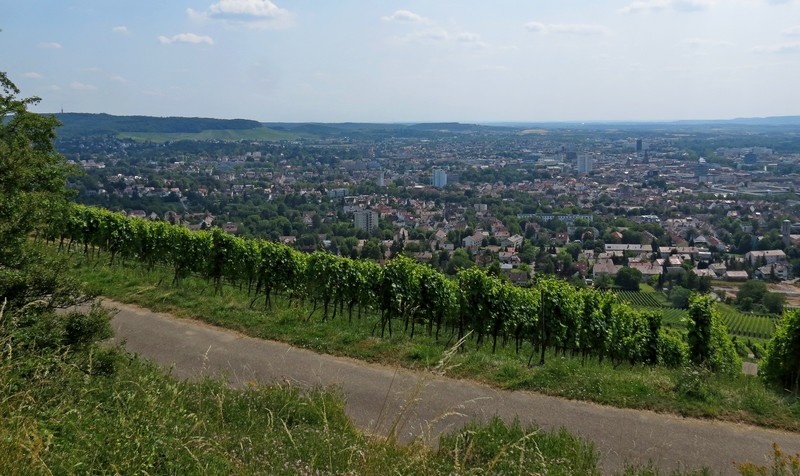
[68,256,800,432]
[1,300,727,475]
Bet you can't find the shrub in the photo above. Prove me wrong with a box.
[675,366,717,402]
[760,310,800,393]
[686,294,741,375]
[658,328,688,368]
[669,286,691,309]
[63,306,112,348]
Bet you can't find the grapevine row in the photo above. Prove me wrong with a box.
[48,205,691,367]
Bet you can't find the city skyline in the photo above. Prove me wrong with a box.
[3,0,800,123]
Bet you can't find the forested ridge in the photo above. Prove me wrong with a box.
[52,112,262,138]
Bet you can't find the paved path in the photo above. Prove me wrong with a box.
[104,300,799,475]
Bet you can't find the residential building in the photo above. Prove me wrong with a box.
[745,250,787,266]
[577,154,593,174]
[432,168,447,188]
[354,209,379,234]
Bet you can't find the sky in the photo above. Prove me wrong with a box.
[2,0,800,123]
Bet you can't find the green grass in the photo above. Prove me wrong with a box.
[0,322,609,475]
[116,126,314,142]
[3,302,723,475]
[66,255,800,432]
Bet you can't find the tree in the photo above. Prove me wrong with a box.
[763,292,786,315]
[669,286,692,309]
[686,294,741,374]
[736,280,768,308]
[761,309,800,393]
[0,72,73,265]
[0,73,86,313]
[445,249,473,275]
[615,267,642,291]
[594,273,613,290]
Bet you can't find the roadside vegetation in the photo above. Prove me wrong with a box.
[65,255,800,431]
[2,301,616,475]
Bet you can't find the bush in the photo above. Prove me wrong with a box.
[761,310,800,393]
[658,329,688,368]
[733,337,751,358]
[686,294,741,375]
[63,305,112,348]
[669,286,691,309]
[6,305,112,352]
[763,292,786,315]
[615,267,642,291]
[749,341,766,360]
[675,366,718,402]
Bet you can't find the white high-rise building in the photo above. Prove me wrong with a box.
[354,209,379,234]
[432,168,447,188]
[577,155,593,174]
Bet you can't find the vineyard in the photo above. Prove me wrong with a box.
[613,290,664,308]
[42,204,750,371]
[615,291,777,340]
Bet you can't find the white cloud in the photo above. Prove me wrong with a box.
[524,22,610,36]
[619,0,715,14]
[402,28,449,43]
[751,42,800,53]
[381,10,429,23]
[456,32,487,48]
[39,42,62,49]
[684,38,735,48]
[188,0,292,29]
[22,72,43,79]
[44,85,61,91]
[158,33,215,45]
[396,28,487,48]
[70,82,97,91]
[112,26,129,34]
[782,26,800,36]
[110,75,128,83]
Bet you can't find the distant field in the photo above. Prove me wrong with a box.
[117,127,314,142]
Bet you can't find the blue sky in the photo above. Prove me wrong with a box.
[3,0,800,122]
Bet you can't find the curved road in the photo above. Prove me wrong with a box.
[104,300,799,475]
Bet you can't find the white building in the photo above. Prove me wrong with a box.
[432,168,447,188]
[745,250,787,266]
[577,154,593,174]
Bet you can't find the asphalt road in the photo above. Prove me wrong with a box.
[104,300,799,475]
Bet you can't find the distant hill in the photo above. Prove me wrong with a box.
[264,121,516,138]
[50,112,800,142]
[52,113,264,138]
[685,116,800,126]
[49,113,517,141]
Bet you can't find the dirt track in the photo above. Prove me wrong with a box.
[104,300,800,475]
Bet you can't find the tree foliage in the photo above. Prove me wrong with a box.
[0,72,73,265]
[614,267,642,291]
[686,294,741,374]
[761,310,800,393]
[0,73,86,312]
